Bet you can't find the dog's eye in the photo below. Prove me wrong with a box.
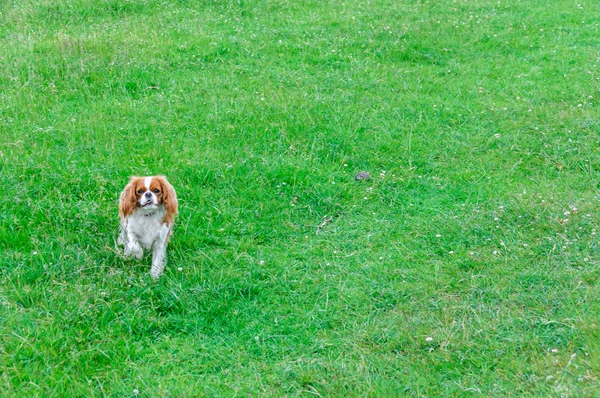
[152,189,160,194]
[137,189,144,195]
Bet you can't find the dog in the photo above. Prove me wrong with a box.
[118,176,178,278]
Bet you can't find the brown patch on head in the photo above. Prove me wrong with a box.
[154,176,178,225]
[119,176,144,217]
[134,179,149,195]
[148,179,165,204]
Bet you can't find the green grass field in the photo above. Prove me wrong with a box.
[1,0,599,396]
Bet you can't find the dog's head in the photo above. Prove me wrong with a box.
[119,176,178,224]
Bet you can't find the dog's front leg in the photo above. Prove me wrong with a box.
[124,231,143,259]
[150,242,167,279]
[150,225,172,279]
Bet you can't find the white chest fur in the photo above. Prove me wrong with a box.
[123,207,170,249]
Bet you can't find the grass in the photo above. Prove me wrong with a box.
[1,0,599,395]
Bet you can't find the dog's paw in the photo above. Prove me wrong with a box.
[125,242,143,259]
[150,259,166,279]
[150,267,164,279]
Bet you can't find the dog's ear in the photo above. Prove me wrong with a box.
[119,177,140,218]
[157,176,178,225]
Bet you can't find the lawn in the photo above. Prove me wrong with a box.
[1,0,599,396]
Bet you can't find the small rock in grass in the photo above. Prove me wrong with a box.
[355,171,371,181]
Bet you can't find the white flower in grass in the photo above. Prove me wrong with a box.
[133,389,139,396]
[177,267,183,272]
[425,337,434,342]
[551,348,558,353]
[258,260,265,265]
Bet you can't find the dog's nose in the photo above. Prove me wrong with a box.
[144,192,152,198]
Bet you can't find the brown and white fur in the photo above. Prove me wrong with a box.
[118,176,178,278]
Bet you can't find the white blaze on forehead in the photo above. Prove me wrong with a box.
[144,176,153,191]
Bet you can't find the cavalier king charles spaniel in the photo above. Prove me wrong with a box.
[118,176,178,278]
